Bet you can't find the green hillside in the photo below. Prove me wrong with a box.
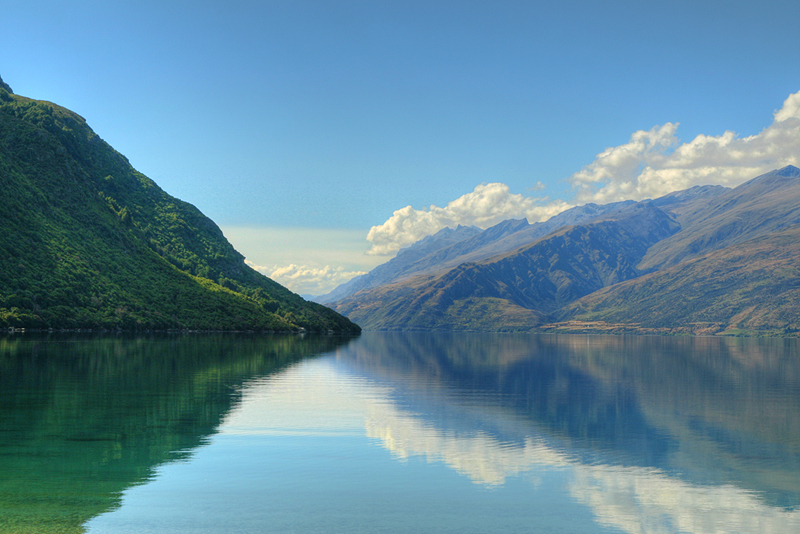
[0,77,359,333]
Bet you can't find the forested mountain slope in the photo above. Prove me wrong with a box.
[0,76,359,332]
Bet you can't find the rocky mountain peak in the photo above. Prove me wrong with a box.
[776,164,800,177]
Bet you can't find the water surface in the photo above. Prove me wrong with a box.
[1,332,799,533]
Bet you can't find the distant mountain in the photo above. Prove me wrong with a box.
[314,224,481,303]
[0,77,359,333]
[375,201,639,283]
[317,199,639,303]
[639,165,800,271]
[558,226,800,336]
[333,203,679,331]
[330,166,800,335]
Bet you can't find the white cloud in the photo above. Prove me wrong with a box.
[366,182,572,256]
[221,359,800,534]
[222,226,382,272]
[246,260,366,296]
[569,90,800,204]
[229,90,800,284]
[222,227,384,294]
[529,181,547,192]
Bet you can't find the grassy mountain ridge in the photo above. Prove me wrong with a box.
[317,200,640,304]
[639,166,800,271]
[0,79,359,333]
[315,224,482,303]
[334,203,678,331]
[559,226,800,336]
[332,166,800,335]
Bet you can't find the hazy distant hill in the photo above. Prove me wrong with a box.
[333,203,679,331]
[314,224,482,303]
[0,75,359,333]
[330,166,800,335]
[316,199,640,304]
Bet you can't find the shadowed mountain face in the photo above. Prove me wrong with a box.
[314,225,482,304]
[0,78,358,333]
[639,165,800,271]
[316,201,639,304]
[331,166,800,334]
[560,226,800,335]
[557,166,800,335]
[333,203,679,331]
[0,333,354,534]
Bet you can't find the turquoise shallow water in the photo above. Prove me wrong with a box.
[2,332,799,533]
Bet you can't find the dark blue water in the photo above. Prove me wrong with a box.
[2,332,799,533]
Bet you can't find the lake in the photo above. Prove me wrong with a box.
[1,332,799,533]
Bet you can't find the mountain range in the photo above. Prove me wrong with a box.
[327,166,800,336]
[0,75,359,333]
[4,71,797,336]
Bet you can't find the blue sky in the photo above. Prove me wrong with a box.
[3,0,800,294]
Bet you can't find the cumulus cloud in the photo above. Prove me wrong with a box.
[366,182,571,256]
[529,181,547,192]
[246,260,366,296]
[569,90,800,204]
[364,90,800,260]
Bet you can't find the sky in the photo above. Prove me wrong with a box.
[3,0,800,295]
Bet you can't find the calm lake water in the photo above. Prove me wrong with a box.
[1,332,799,534]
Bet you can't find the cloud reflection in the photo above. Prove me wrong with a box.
[360,377,800,533]
[571,466,800,534]
[365,406,569,485]
[221,348,800,534]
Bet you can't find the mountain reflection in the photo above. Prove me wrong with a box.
[0,333,353,534]
[336,332,800,532]
[5,332,799,534]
